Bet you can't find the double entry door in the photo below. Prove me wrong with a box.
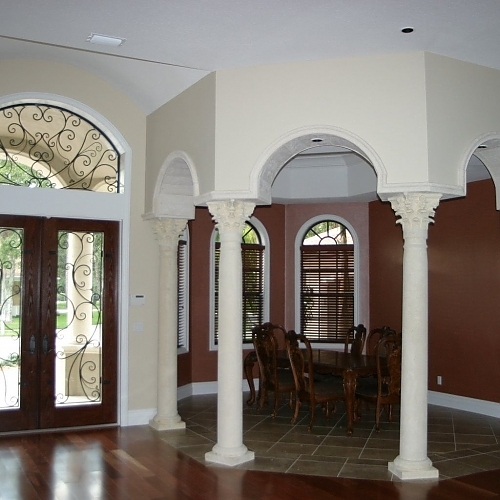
[0,215,119,432]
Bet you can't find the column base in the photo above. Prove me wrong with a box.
[205,443,255,466]
[388,455,439,480]
[149,414,186,431]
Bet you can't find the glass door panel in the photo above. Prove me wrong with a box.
[54,230,104,407]
[0,227,23,411]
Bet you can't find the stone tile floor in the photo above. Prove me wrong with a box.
[157,393,500,482]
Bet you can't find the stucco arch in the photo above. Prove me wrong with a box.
[250,125,387,205]
[151,150,200,220]
[463,133,500,210]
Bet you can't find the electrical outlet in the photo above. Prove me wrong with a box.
[133,322,144,333]
[437,375,442,385]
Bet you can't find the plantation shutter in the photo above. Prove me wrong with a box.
[214,242,264,344]
[177,239,188,349]
[242,244,264,342]
[300,244,354,342]
[214,244,220,342]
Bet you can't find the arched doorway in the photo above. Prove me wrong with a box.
[250,127,385,205]
[250,127,380,333]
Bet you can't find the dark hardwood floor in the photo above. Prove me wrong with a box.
[1,425,500,500]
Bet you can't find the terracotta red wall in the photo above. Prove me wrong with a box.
[428,179,500,402]
[183,185,500,403]
[368,200,403,333]
[369,180,500,403]
[253,204,287,327]
[178,208,213,386]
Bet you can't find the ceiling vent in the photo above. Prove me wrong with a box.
[86,33,126,47]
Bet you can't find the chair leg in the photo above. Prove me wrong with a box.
[257,387,267,410]
[354,398,361,421]
[291,399,301,425]
[324,402,330,419]
[272,392,279,418]
[308,402,316,432]
[375,400,382,432]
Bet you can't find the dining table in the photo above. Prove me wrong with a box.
[244,348,382,436]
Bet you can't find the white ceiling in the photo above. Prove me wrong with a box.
[2,1,500,115]
[0,0,495,200]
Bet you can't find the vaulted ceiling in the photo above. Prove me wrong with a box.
[3,1,500,115]
[1,1,496,201]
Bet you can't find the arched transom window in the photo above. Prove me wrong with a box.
[300,220,354,343]
[0,103,121,193]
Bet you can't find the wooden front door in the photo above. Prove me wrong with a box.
[0,215,119,432]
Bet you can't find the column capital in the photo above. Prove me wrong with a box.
[151,218,187,249]
[207,200,255,236]
[388,193,441,232]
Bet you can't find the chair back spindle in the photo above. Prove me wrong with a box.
[344,324,367,356]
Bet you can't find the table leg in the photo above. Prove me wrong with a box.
[244,351,258,406]
[343,369,358,436]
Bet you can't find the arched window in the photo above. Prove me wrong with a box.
[298,219,355,343]
[210,219,269,349]
[0,103,121,192]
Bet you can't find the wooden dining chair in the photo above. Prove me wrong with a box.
[355,332,402,431]
[365,325,396,355]
[344,324,367,356]
[285,330,345,432]
[252,323,295,417]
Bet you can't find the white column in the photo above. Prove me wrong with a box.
[149,217,187,431]
[388,192,441,480]
[205,199,255,466]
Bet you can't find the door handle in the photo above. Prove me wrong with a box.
[29,334,36,355]
[42,334,50,355]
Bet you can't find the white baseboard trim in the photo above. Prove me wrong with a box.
[428,390,500,418]
[178,379,259,400]
[126,379,259,426]
[127,408,157,426]
[127,386,500,426]
[127,387,499,427]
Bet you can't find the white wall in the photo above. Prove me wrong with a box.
[425,53,500,193]
[214,52,430,194]
[145,73,217,214]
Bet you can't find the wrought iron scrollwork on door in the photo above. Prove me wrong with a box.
[54,229,104,405]
[0,227,23,409]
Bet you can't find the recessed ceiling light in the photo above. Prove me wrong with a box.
[86,33,126,47]
[401,27,414,34]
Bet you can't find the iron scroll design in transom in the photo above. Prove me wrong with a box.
[0,104,121,192]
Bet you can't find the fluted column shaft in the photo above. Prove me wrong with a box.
[388,193,441,480]
[149,218,187,431]
[205,200,255,466]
